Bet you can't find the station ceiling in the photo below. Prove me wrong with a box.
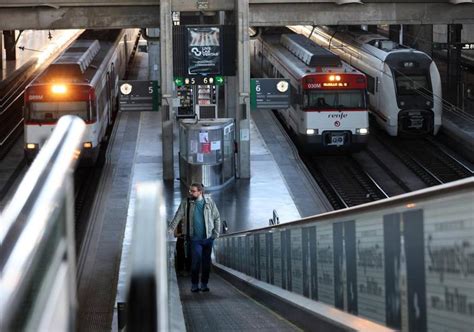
[0,0,472,30]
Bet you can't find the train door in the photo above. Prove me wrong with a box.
[106,72,112,125]
[110,63,116,113]
[123,35,129,61]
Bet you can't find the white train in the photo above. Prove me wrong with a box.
[251,30,370,151]
[290,25,443,136]
[24,29,140,164]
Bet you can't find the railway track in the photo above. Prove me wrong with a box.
[374,131,473,186]
[0,61,37,159]
[303,154,389,210]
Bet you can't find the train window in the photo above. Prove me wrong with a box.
[28,102,89,122]
[366,75,375,94]
[305,90,365,109]
[395,73,429,96]
[338,91,366,108]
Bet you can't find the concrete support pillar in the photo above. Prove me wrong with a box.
[389,25,401,43]
[225,76,237,119]
[160,0,174,180]
[147,28,160,82]
[0,31,3,70]
[235,0,251,179]
[4,30,16,60]
[367,25,378,33]
[447,24,463,106]
[404,25,433,56]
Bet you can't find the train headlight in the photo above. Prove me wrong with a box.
[306,129,315,135]
[83,142,93,149]
[356,128,369,135]
[26,143,38,150]
[52,84,67,94]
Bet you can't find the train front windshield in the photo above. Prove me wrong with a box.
[26,101,89,123]
[305,90,366,109]
[395,74,430,96]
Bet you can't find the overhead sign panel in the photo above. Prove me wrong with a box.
[250,78,290,110]
[187,27,221,75]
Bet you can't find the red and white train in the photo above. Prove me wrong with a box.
[251,30,369,150]
[23,29,140,164]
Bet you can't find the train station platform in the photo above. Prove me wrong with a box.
[70,42,332,331]
[2,31,473,332]
[104,101,331,331]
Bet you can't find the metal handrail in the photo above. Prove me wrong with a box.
[0,115,85,331]
[125,182,168,331]
[220,177,474,238]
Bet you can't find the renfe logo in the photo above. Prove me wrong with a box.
[28,95,44,100]
[328,113,348,119]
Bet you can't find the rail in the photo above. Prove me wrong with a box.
[0,116,86,331]
[215,178,474,331]
[121,182,168,331]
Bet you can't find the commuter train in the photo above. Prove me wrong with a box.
[23,29,140,163]
[251,30,369,151]
[290,25,442,136]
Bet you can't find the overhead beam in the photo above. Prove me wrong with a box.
[0,7,159,30]
[249,3,474,26]
[0,2,472,30]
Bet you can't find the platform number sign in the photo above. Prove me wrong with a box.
[119,80,160,112]
[251,78,290,110]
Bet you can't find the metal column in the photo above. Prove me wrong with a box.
[404,25,433,56]
[0,31,3,70]
[4,30,16,60]
[235,0,251,179]
[147,28,160,83]
[160,0,174,180]
[447,24,462,106]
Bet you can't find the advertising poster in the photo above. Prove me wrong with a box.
[187,27,221,75]
[356,216,385,323]
[317,223,335,306]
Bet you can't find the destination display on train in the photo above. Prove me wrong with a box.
[303,74,366,90]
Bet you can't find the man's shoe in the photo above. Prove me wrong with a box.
[191,284,199,293]
[200,284,210,292]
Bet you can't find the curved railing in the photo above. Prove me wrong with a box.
[0,116,86,331]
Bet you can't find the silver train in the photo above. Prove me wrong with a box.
[24,29,140,164]
[291,26,443,136]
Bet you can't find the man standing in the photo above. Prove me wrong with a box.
[169,183,221,292]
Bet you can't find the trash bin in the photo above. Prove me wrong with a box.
[179,118,235,189]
